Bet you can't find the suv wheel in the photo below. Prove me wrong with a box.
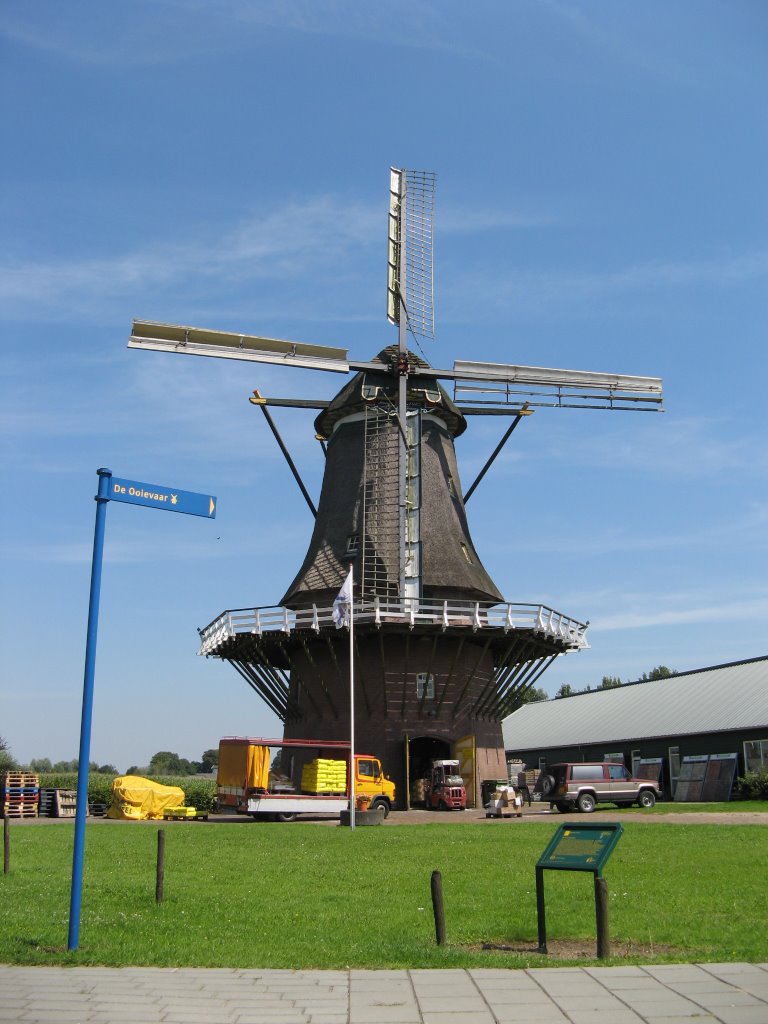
[540,774,556,796]
[637,789,656,809]
[555,801,572,813]
[577,792,596,813]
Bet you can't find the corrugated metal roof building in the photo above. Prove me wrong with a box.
[502,655,768,798]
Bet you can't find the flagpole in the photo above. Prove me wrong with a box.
[349,567,355,830]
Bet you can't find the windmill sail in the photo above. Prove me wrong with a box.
[387,168,436,339]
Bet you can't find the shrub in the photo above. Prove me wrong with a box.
[38,772,115,807]
[36,772,217,813]
[736,768,768,800]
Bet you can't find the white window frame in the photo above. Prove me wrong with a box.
[416,672,435,700]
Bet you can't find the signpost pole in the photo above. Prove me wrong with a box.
[68,468,112,951]
[536,866,547,953]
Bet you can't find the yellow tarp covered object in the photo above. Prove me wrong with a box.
[217,742,270,789]
[106,776,186,820]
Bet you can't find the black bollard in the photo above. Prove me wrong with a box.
[595,875,610,958]
[3,816,9,875]
[156,829,165,903]
[430,869,446,946]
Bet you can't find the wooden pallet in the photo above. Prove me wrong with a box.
[2,773,39,786]
[162,811,208,821]
[39,788,57,817]
[54,790,77,817]
[2,802,38,818]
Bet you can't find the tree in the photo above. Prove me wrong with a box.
[507,685,549,714]
[148,751,201,776]
[599,675,622,689]
[200,748,219,773]
[642,665,674,681]
[30,757,53,772]
[555,683,574,698]
[0,736,16,773]
[148,751,185,775]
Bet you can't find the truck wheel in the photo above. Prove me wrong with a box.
[637,790,656,809]
[438,800,448,811]
[577,792,596,813]
[370,799,390,818]
[275,812,297,822]
[555,802,572,813]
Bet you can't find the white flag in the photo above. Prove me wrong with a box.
[332,568,353,628]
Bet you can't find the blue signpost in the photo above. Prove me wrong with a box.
[67,468,217,952]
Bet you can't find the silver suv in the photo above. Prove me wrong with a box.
[542,762,660,813]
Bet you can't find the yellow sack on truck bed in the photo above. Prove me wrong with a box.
[107,776,185,820]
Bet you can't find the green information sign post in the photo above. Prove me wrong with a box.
[535,822,623,957]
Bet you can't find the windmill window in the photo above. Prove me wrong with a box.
[460,542,472,564]
[447,475,456,497]
[345,534,359,554]
[416,673,435,700]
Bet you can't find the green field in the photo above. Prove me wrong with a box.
[2,820,766,969]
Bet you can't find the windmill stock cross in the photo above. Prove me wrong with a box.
[127,168,663,806]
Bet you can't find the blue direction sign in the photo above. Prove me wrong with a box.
[109,477,216,518]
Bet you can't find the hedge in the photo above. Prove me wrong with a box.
[37,773,218,812]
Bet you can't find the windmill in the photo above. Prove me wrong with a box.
[128,168,662,806]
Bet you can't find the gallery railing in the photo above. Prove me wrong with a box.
[198,597,589,656]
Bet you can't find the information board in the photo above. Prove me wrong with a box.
[537,822,623,875]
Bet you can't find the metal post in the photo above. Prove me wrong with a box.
[67,468,111,951]
[595,875,610,958]
[463,410,528,504]
[3,817,9,875]
[254,402,318,517]
[397,171,408,609]
[536,866,547,953]
[431,870,446,946]
[349,570,355,831]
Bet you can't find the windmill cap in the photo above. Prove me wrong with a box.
[314,346,467,438]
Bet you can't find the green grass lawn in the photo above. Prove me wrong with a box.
[2,820,766,969]
[582,799,768,815]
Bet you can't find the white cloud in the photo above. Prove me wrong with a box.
[0,196,381,317]
[596,594,768,632]
[0,0,486,68]
[458,249,768,319]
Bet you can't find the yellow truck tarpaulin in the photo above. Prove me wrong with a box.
[106,776,186,820]
[217,741,269,789]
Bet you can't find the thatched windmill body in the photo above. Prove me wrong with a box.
[129,169,663,805]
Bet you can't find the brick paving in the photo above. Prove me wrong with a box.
[1,964,767,1023]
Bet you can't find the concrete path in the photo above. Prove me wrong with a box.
[1,963,767,1024]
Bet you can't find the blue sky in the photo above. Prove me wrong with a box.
[1,1,766,772]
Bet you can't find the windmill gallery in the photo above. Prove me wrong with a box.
[127,169,663,808]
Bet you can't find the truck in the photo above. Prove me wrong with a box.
[216,737,395,821]
[425,759,467,811]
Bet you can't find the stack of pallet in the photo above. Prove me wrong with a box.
[300,758,347,794]
[1,772,40,818]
